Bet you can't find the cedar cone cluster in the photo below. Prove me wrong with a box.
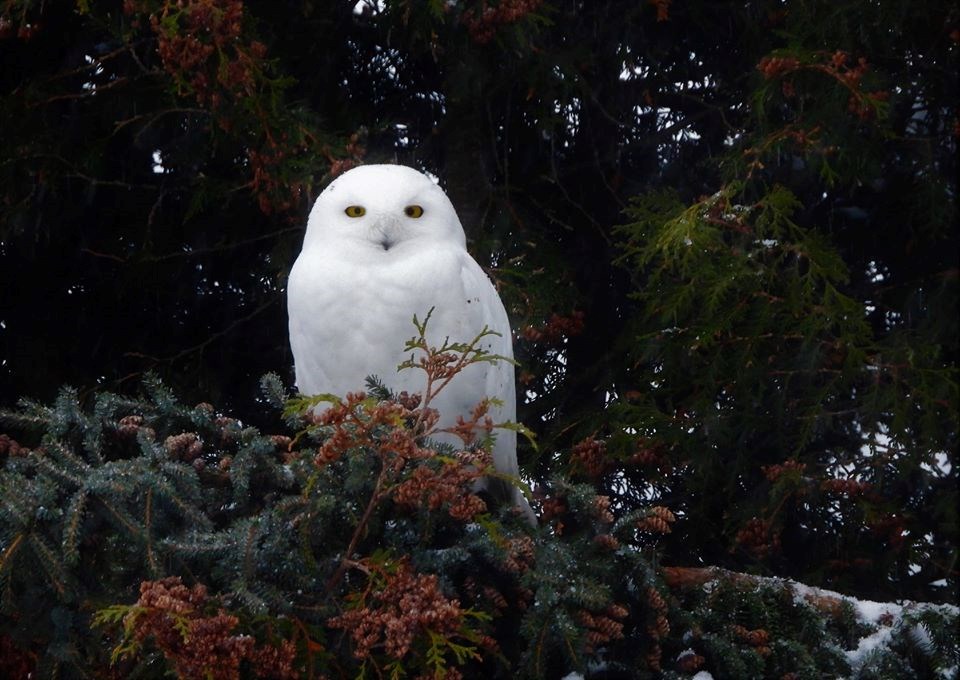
[577,603,628,652]
[570,437,608,478]
[0,434,25,458]
[757,50,888,121]
[123,0,329,215]
[462,577,528,627]
[735,517,781,559]
[270,434,294,454]
[117,414,156,441]
[645,586,670,671]
[628,439,671,473]
[127,0,261,109]
[521,311,585,345]
[313,391,427,467]
[539,495,566,521]
[460,0,544,45]
[592,495,615,524]
[442,398,495,447]
[213,415,243,444]
[869,515,908,551]
[539,494,568,533]
[637,506,676,534]
[126,577,297,679]
[164,432,203,462]
[500,535,536,574]
[756,55,802,79]
[647,0,672,22]
[762,459,806,482]
[328,561,467,661]
[820,477,871,496]
[593,533,620,551]
[485,585,509,612]
[327,132,367,178]
[416,349,481,384]
[393,450,489,521]
[731,624,772,657]
[112,412,288,474]
[312,381,504,522]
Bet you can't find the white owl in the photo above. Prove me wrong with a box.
[287,164,534,522]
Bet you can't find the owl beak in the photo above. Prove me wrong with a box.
[372,214,401,251]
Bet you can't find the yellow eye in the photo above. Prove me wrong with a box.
[404,205,424,218]
[344,205,366,218]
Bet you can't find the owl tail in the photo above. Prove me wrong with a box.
[512,487,538,527]
[481,475,537,527]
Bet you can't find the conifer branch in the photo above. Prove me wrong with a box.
[324,466,389,597]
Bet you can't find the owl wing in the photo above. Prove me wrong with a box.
[456,254,534,523]
[456,253,519,479]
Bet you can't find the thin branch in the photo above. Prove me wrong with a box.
[81,248,126,263]
[548,175,613,246]
[166,297,279,363]
[113,107,210,135]
[661,566,857,618]
[144,227,302,262]
[85,226,302,264]
[145,488,158,576]
[124,296,279,367]
[44,42,146,81]
[324,467,388,596]
[29,76,131,106]
[0,533,24,571]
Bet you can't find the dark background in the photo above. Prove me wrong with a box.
[1,0,956,601]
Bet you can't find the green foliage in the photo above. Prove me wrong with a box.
[660,573,959,680]
[611,179,956,584]
[1,374,956,678]
[599,2,958,600]
[1,0,957,676]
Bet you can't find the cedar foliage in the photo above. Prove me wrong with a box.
[0,332,663,678]
[1,369,956,678]
[0,0,957,678]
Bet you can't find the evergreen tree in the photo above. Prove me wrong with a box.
[0,0,956,677]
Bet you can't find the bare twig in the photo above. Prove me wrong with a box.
[325,467,388,596]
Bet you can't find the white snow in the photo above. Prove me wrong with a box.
[686,573,957,677]
[788,579,958,673]
[906,622,934,655]
[847,625,895,672]
[789,581,902,624]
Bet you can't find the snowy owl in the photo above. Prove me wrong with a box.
[287,164,534,522]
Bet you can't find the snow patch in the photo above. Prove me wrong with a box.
[846,625,894,672]
[788,579,958,673]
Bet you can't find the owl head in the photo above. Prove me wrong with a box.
[301,164,467,253]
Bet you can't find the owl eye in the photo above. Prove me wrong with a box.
[404,205,424,218]
[344,205,366,218]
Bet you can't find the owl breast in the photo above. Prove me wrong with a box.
[288,241,473,399]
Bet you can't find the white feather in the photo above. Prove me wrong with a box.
[288,164,533,522]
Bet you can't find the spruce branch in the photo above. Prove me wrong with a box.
[324,465,389,597]
[61,490,89,567]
